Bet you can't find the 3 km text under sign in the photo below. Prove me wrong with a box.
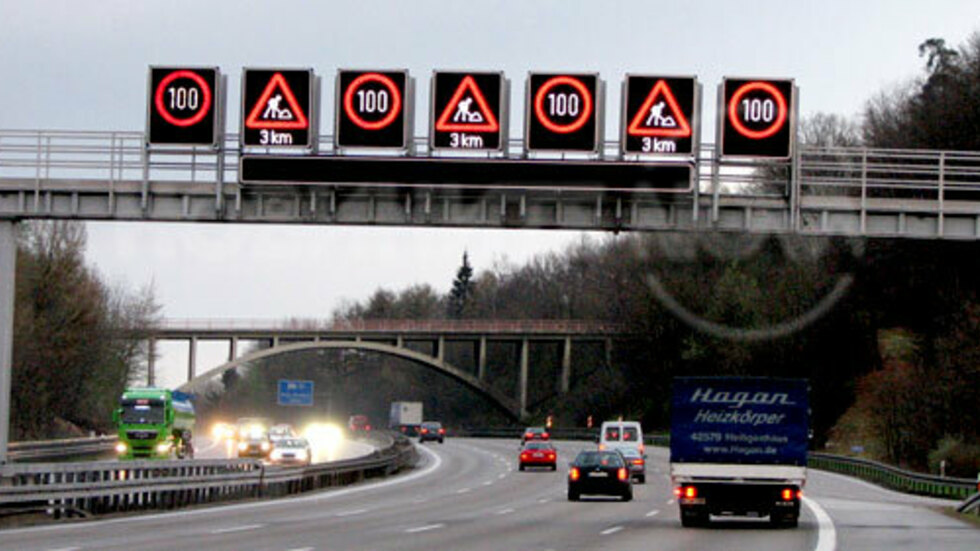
[242,68,315,149]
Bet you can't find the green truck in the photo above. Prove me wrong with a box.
[113,388,195,460]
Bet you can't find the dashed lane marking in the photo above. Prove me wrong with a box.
[495,508,515,515]
[600,526,624,535]
[210,523,264,534]
[645,509,660,517]
[405,523,445,534]
[335,508,369,517]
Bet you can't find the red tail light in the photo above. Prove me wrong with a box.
[673,487,682,497]
[684,486,697,498]
[782,488,800,501]
[639,444,645,454]
[542,432,549,439]
[547,453,556,460]
[421,428,428,434]
[439,428,445,434]
[618,468,628,481]
[524,433,533,439]
[633,459,644,466]
[365,425,371,431]
[520,452,529,460]
[569,467,580,481]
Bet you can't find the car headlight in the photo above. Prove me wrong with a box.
[270,449,282,460]
[261,441,271,452]
[156,442,171,453]
[238,441,248,451]
[295,449,308,460]
[115,442,128,455]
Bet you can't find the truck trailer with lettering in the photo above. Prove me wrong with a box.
[113,388,195,460]
[669,377,808,527]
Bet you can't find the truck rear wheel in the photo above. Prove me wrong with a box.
[680,510,708,527]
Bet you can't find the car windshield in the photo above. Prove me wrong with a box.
[119,402,165,425]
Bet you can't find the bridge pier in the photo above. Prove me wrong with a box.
[519,338,529,418]
[147,337,157,386]
[561,337,572,394]
[477,336,487,381]
[187,336,197,382]
[0,221,15,465]
[229,336,238,362]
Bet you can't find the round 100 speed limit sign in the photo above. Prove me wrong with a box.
[720,78,795,159]
[525,73,602,153]
[147,67,220,147]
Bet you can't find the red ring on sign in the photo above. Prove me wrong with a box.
[533,76,593,134]
[154,70,212,127]
[728,81,788,140]
[343,73,402,131]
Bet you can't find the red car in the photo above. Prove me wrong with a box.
[521,426,550,444]
[519,441,557,471]
[348,414,371,433]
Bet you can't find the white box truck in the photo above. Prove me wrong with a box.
[670,377,809,528]
[389,401,423,436]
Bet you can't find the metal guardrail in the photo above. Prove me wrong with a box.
[807,452,976,500]
[0,432,417,519]
[7,435,117,462]
[957,492,980,515]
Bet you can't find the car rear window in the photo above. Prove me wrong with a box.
[575,451,624,467]
[604,427,620,441]
[623,427,639,441]
[525,442,553,450]
[422,422,441,429]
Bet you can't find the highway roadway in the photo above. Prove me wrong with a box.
[1,438,976,550]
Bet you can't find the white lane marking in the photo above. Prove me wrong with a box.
[666,499,675,505]
[405,523,445,533]
[600,525,624,535]
[537,498,550,504]
[645,509,660,517]
[495,508,515,515]
[497,473,506,479]
[1,444,443,536]
[335,508,369,517]
[412,498,428,504]
[802,496,837,551]
[210,523,264,534]
[482,480,494,486]
[45,548,81,551]
[285,548,315,551]
[456,487,471,494]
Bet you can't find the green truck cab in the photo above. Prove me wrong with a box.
[113,388,195,460]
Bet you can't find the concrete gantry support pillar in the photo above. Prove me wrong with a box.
[437,336,445,363]
[561,337,572,394]
[147,337,157,387]
[0,222,16,465]
[605,338,613,368]
[229,336,238,362]
[477,336,487,381]
[519,338,529,418]
[188,336,197,383]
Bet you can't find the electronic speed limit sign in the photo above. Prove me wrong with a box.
[719,77,796,159]
[147,67,221,147]
[335,69,411,149]
[525,72,602,153]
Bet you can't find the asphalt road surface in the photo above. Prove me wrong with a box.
[1,439,976,551]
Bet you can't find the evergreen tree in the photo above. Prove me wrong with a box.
[447,252,474,318]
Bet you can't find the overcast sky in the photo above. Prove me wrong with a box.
[2,0,978,387]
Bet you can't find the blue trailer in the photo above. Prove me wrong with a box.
[669,377,809,528]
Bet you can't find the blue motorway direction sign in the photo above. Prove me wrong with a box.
[277,379,314,406]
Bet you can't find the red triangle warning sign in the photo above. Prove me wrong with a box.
[627,80,691,138]
[245,73,309,130]
[435,76,500,133]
